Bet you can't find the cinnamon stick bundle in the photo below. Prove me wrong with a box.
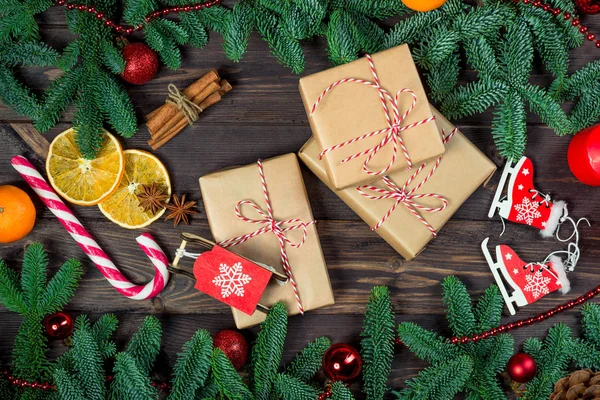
[146,69,232,150]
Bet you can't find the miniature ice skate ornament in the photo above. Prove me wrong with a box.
[489,157,567,237]
[481,238,570,315]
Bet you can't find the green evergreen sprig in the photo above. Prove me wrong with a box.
[397,276,514,400]
[0,243,82,400]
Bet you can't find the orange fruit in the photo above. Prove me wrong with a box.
[401,0,446,12]
[46,128,125,206]
[0,185,36,243]
[98,150,171,229]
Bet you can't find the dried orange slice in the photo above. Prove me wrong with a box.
[98,150,171,229]
[46,128,125,206]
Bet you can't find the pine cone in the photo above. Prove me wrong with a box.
[551,369,600,400]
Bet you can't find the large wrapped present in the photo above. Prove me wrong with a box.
[299,108,496,260]
[200,154,334,328]
[299,44,445,190]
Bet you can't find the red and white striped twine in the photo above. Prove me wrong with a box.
[10,156,170,300]
[218,160,315,315]
[310,53,436,177]
[356,129,458,234]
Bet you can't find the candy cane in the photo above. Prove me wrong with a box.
[11,155,170,300]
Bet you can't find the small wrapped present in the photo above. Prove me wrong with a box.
[199,154,334,328]
[299,108,497,260]
[299,44,445,190]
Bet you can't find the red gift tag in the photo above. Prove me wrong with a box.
[193,245,273,315]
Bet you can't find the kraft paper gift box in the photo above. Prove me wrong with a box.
[299,44,445,190]
[199,153,334,328]
[298,108,497,260]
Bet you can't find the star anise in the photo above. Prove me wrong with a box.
[136,183,169,214]
[165,194,198,227]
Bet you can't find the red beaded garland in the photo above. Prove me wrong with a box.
[53,0,222,35]
[449,285,600,345]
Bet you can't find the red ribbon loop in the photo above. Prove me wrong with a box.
[356,128,458,235]
[217,160,315,315]
[310,54,436,176]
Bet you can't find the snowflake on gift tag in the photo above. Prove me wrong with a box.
[524,270,551,299]
[514,198,542,225]
[212,262,252,298]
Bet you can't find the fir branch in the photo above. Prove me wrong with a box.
[442,276,476,337]
[484,334,514,374]
[167,330,213,400]
[21,242,48,311]
[523,324,573,400]
[222,1,253,62]
[330,381,355,400]
[35,68,82,132]
[274,373,318,400]
[397,322,458,364]
[250,302,288,400]
[0,66,40,119]
[384,9,440,48]
[492,89,527,160]
[412,28,459,70]
[180,13,209,48]
[285,337,331,382]
[464,37,501,82]
[560,60,600,100]
[54,367,86,400]
[58,40,80,71]
[394,356,473,400]
[90,314,119,359]
[123,0,157,27]
[12,316,48,381]
[441,81,508,121]
[0,40,58,67]
[582,303,600,345]
[95,70,137,138]
[211,348,253,400]
[425,52,460,103]
[254,5,305,74]
[192,4,230,32]
[111,352,158,400]
[570,339,600,370]
[124,316,162,376]
[361,286,396,400]
[473,284,503,333]
[39,258,81,315]
[326,9,359,66]
[522,83,573,135]
[73,78,106,159]
[71,321,106,400]
[100,40,125,74]
[0,258,27,314]
[568,82,600,132]
[350,12,385,55]
[503,22,534,86]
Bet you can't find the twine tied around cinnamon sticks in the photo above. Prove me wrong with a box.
[165,84,204,125]
[146,69,232,150]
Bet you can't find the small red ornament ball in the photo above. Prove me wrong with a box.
[322,343,362,382]
[213,330,249,370]
[575,0,600,14]
[43,312,74,340]
[507,353,537,383]
[568,124,600,186]
[120,43,159,85]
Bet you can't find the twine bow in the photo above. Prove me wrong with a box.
[310,53,436,176]
[218,160,316,314]
[356,128,457,235]
[165,83,203,125]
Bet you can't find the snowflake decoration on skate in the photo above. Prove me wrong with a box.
[514,197,542,225]
[523,270,551,299]
[212,262,252,298]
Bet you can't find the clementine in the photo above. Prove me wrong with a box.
[0,185,36,243]
[401,0,447,12]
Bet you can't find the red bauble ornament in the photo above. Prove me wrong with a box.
[568,124,600,186]
[322,343,362,382]
[43,312,74,340]
[507,353,537,383]
[120,43,159,85]
[213,330,249,370]
[575,0,600,14]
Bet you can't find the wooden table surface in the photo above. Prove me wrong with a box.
[1,9,600,398]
